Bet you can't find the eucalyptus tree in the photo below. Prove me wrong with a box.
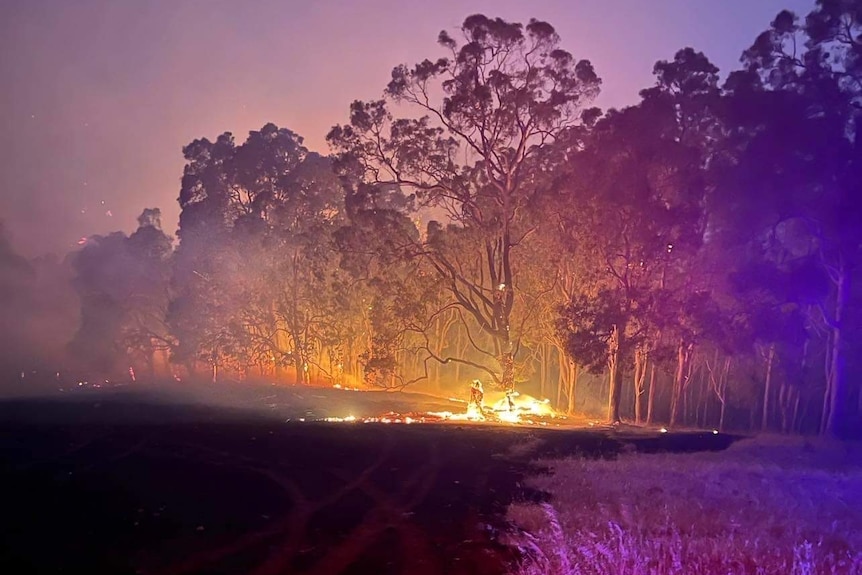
[328,14,600,392]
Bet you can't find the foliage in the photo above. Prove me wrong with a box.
[328,14,601,391]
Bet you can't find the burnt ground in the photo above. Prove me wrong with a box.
[0,393,737,575]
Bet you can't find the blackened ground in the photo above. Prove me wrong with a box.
[0,396,737,575]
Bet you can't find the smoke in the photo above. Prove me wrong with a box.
[0,221,79,395]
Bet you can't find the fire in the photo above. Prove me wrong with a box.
[482,391,557,423]
[322,415,357,423]
[497,410,521,424]
[290,383,566,427]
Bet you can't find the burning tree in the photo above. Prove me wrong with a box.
[328,14,600,391]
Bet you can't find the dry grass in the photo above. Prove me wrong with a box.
[506,436,862,574]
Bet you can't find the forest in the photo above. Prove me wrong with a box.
[2,2,860,437]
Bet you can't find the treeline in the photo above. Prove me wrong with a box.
[18,3,861,436]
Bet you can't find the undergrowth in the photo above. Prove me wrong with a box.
[506,436,862,574]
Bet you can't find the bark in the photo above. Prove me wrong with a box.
[720,357,730,432]
[567,361,578,415]
[294,354,305,386]
[633,349,647,425]
[696,369,706,427]
[607,325,624,423]
[670,341,692,428]
[501,350,515,393]
[539,343,547,399]
[779,383,797,434]
[556,350,564,410]
[825,261,850,437]
[646,364,657,425]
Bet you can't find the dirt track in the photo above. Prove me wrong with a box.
[0,395,735,574]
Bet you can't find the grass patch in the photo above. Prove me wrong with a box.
[506,436,862,574]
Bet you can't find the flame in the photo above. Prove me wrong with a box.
[322,415,356,423]
[497,410,521,424]
[297,386,563,427]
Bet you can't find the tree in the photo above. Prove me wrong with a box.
[170,124,348,383]
[721,3,862,435]
[334,180,450,388]
[328,14,600,392]
[555,92,709,423]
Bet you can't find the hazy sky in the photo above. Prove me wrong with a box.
[1,0,816,256]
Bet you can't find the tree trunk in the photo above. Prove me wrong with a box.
[633,350,647,425]
[567,361,578,415]
[539,343,547,399]
[646,364,657,425]
[670,341,692,428]
[825,261,850,437]
[501,350,515,393]
[556,348,565,410]
[607,325,623,424]
[294,354,304,386]
[761,343,775,432]
[719,356,730,432]
[696,368,706,427]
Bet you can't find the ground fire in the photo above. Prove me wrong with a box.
[313,382,562,427]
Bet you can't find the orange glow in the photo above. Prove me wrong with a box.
[304,388,564,427]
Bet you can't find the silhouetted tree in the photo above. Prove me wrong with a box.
[719,3,862,435]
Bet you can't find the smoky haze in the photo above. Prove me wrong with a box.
[0,0,815,257]
[0,222,78,394]
[2,0,859,441]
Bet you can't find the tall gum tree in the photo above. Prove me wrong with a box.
[328,15,600,391]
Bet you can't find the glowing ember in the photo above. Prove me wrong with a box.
[322,415,357,423]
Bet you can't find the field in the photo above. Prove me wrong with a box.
[507,436,862,575]
[0,383,734,574]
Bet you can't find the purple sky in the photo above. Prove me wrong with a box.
[1,0,815,256]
